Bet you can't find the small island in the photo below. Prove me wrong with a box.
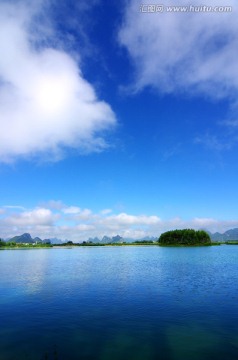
[159,229,211,246]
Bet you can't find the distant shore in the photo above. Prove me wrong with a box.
[1,241,238,249]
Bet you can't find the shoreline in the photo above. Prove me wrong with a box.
[1,242,237,250]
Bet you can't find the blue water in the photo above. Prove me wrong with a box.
[0,245,238,360]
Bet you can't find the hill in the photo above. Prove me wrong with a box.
[7,233,50,244]
[9,233,35,244]
[208,228,238,241]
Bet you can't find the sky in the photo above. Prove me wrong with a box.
[0,0,238,241]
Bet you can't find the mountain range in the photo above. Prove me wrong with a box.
[5,229,238,244]
[87,235,158,243]
[207,228,238,241]
[6,233,64,244]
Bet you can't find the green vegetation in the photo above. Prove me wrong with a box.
[132,240,154,245]
[58,240,156,247]
[0,239,52,249]
[0,238,6,247]
[158,229,211,246]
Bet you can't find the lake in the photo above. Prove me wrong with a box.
[0,245,238,360]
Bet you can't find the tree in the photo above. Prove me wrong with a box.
[66,241,73,245]
[0,238,6,247]
[158,229,211,245]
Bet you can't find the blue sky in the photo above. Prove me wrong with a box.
[0,0,238,241]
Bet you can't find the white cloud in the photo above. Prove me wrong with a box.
[3,205,26,210]
[194,133,232,151]
[100,208,113,215]
[74,208,92,220]
[4,208,58,226]
[0,1,116,163]
[62,206,81,214]
[40,200,65,210]
[119,0,238,98]
[101,213,161,226]
[193,217,218,226]
[75,224,95,231]
[62,207,93,221]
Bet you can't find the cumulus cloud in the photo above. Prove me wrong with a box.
[62,207,93,221]
[0,1,116,162]
[1,202,238,241]
[4,208,59,226]
[100,213,161,226]
[119,0,238,98]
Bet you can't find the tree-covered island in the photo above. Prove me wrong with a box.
[158,229,211,246]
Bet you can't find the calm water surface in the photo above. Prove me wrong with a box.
[0,246,238,360]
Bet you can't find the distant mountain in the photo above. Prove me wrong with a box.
[87,235,125,244]
[48,237,67,244]
[209,228,238,241]
[6,233,70,244]
[9,233,34,244]
[100,235,124,243]
[101,235,113,243]
[42,239,51,244]
[7,233,51,244]
[87,235,156,244]
[33,237,42,243]
[139,236,158,241]
[88,237,100,243]
[119,236,158,243]
[111,235,124,243]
